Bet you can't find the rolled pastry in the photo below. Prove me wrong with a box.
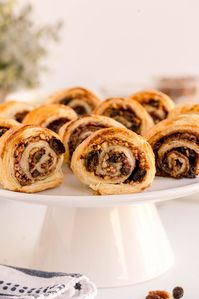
[147,114,199,178]
[94,97,154,135]
[0,118,19,137]
[59,114,125,164]
[0,100,34,123]
[0,125,65,193]
[48,87,101,115]
[23,104,77,133]
[131,90,175,124]
[71,127,155,195]
[168,103,199,119]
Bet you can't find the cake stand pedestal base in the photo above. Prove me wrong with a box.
[32,203,174,287]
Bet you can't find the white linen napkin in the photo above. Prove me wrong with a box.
[0,265,97,299]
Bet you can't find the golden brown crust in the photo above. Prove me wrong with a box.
[48,87,101,115]
[146,114,199,178]
[94,97,154,135]
[71,127,155,195]
[131,90,175,124]
[0,100,34,122]
[0,125,65,193]
[168,103,199,119]
[23,104,77,133]
[59,114,125,164]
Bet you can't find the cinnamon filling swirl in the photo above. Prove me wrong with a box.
[14,136,65,186]
[47,117,70,133]
[103,106,141,134]
[15,110,29,123]
[154,133,199,178]
[143,99,168,123]
[84,141,148,183]
[68,123,107,157]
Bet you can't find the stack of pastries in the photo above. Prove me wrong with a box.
[0,87,199,195]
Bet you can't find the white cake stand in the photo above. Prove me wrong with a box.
[2,167,199,288]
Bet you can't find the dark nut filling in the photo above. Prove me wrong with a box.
[0,126,9,137]
[153,132,199,178]
[60,96,77,105]
[49,137,65,155]
[68,123,107,158]
[103,106,141,134]
[15,110,29,123]
[143,99,168,123]
[73,105,87,115]
[14,135,65,186]
[29,148,54,178]
[47,117,70,133]
[125,160,147,183]
[85,150,100,172]
[84,141,148,183]
[60,95,91,115]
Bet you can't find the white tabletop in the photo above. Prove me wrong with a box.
[0,196,198,298]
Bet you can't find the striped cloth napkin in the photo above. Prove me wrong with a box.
[0,265,97,299]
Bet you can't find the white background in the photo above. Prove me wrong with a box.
[21,0,199,93]
[3,2,199,298]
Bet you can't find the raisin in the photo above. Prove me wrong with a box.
[148,99,160,108]
[108,152,125,163]
[49,137,65,154]
[60,97,72,105]
[73,105,87,115]
[131,168,147,181]
[15,110,29,123]
[47,117,69,133]
[85,150,100,172]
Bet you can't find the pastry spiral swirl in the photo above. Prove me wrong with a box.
[23,104,77,133]
[48,87,101,116]
[0,101,34,123]
[94,97,153,135]
[71,127,155,195]
[59,114,125,164]
[0,118,19,137]
[147,115,199,178]
[168,103,199,119]
[131,90,175,124]
[0,125,65,193]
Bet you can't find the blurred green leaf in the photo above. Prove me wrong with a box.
[0,1,62,92]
